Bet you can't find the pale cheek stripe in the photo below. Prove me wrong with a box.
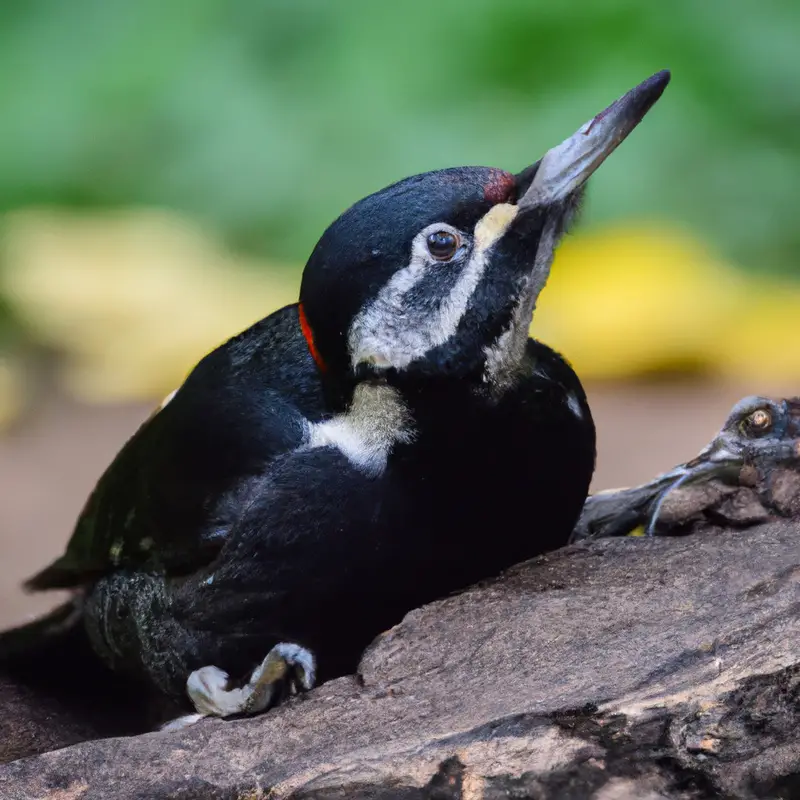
[348,204,519,371]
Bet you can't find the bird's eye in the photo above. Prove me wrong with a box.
[426,230,460,261]
[741,408,772,436]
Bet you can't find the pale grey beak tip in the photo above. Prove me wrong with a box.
[520,70,671,208]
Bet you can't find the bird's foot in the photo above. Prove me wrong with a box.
[172,643,316,726]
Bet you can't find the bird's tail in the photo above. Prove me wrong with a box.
[23,554,103,592]
[0,600,82,665]
[0,599,165,741]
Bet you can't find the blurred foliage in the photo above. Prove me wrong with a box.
[1,0,799,270]
[0,0,799,424]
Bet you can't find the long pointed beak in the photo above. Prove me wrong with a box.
[519,70,670,209]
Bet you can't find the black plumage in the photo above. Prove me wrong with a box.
[3,71,670,721]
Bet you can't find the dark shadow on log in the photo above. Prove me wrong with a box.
[0,603,181,763]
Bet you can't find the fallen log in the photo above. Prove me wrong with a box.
[0,519,797,799]
[1,394,798,799]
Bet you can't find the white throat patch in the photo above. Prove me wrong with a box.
[305,383,414,477]
[348,205,519,371]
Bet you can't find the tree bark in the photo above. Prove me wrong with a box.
[0,519,797,800]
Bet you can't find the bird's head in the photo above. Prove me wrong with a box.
[572,395,800,541]
[684,396,800,472]
[299,71,670,394]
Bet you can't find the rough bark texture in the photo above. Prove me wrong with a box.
[0,520,797,799]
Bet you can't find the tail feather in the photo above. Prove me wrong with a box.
[0,600,166,753]
[24,557,104,592]
[0,600,82,663]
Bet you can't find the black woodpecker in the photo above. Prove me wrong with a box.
[572,395,800,540]
[2,71,670,727]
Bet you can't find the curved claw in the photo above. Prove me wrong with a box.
[185,642,317,721]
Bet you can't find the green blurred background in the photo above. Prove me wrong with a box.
[1,0,800,421]
[2,0,799,268]
[2,0,800,625]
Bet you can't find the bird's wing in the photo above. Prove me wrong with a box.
[168,443,386,650]
[26,305,325,591]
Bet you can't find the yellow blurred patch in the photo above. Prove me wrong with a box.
[712,283,800,380]
[533,224,745,380]
[627,525,647,537]
[0,209,298,403]
[533,223,800,382]
[2,211,800,410]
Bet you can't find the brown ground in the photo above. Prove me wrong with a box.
[1,378,795,629]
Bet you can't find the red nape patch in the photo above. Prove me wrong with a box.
[483,170,517,204]
[298,302,327,373]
